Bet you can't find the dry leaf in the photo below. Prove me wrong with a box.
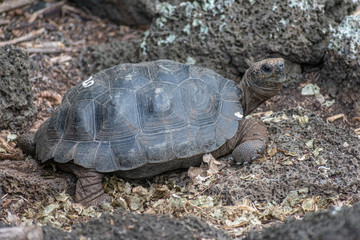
[277,148,298,157]
[267,148,277,157]
[326,113,348,123]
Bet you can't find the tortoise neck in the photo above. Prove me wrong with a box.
[238,78,280,116]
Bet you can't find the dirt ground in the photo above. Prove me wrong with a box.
[0,1,359,239]
[244,202,360,240]
[1,211,231,240]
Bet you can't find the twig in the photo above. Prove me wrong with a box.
[326,113,348,124]
[50,55,73,63]
[195,179,220,197]
[25,47,75,53]
[0,28,45,47]
[222,220,249,229]
[62,4,101,21]
[28,1,66,23]
[0,20,10,26]
[354,128,360,135]
[21,39,77,53]
[0,0,37,14]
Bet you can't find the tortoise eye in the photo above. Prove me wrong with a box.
[261,64,272,74]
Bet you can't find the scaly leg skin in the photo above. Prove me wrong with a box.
[57,163,109,207]
[232,118,268,165]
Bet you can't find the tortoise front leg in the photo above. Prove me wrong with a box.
[58,163,108,206]
[232,118,268,165]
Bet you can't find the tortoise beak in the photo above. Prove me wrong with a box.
[272,73,286,82]
[277,61,284,72]
[271,61,286,83]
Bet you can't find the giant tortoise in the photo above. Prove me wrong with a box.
[18,58,285,206]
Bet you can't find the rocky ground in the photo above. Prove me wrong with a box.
[0,212,231,240]
[244,202,360,240]
[0,0,359,239]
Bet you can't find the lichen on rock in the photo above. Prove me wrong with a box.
[319,15,360,111]
[328,15,360,60]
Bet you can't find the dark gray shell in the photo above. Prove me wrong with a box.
[34,60,243,173]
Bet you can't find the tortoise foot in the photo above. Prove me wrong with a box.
[232,139,266,165]
[232,118,268,165]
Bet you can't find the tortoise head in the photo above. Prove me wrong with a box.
[244,58,285,91]
[16,133,36,157]
[239,58,286,115]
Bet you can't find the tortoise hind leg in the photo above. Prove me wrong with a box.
[232,118,268,165]
[74,167,107,206]
[57,163,108,206]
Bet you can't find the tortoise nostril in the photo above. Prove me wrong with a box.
[277,62,284,72]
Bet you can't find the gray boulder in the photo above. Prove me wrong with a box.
[319,15,360,112]
[0,46,37,132]
[71,0,157,26]
[78,0,356,81]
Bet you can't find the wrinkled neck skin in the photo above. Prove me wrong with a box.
[238,78,282,116]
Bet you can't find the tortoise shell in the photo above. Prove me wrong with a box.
[34,60,243,173]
